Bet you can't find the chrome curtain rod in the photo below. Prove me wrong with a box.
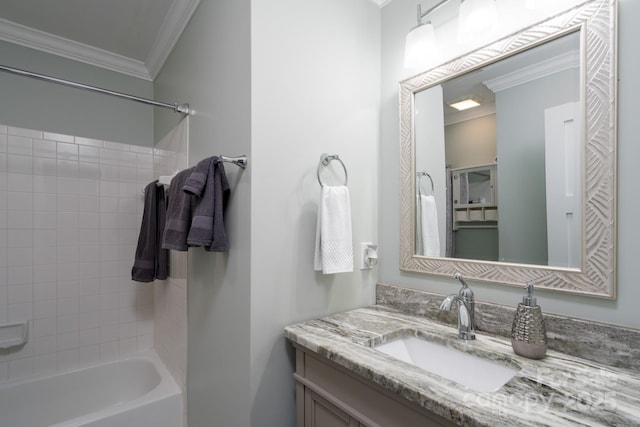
[0,64,190,116]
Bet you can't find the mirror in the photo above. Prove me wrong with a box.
[415,31,580,267]
[399,0,617,298]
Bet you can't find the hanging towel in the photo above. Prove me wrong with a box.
[183,156,230,252]
[419,194,440,257]
[132,181,169,282]
[314,185,353,274]
[162,168,195,251]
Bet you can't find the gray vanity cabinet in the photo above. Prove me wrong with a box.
[293,345,457,427]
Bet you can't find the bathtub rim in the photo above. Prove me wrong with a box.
[0,350,182,427]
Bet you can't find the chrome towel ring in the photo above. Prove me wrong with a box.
[417,171,434,195]
[317,153,348,187]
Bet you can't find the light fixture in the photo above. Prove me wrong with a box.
[404,1,448,69]
[526,0,556,9]
[449,98,481,111]
[458,0,497,43]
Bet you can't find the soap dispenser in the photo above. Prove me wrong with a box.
[511,283,547,359]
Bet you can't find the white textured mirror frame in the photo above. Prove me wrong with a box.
[399,0,617,298]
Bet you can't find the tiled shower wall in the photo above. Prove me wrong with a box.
[0,123,154,381]
[153,118,189,425]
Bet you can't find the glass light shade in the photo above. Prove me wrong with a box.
[458,0,497,43]
[526,0,556,8]
[404,22,437,69]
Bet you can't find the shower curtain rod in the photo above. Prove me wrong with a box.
[0,64,190,116]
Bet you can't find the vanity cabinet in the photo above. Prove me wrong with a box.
[293,345,457,427]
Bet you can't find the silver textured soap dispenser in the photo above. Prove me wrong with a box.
[511,283,547,359]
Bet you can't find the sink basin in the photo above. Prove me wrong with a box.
[374,336,519,392]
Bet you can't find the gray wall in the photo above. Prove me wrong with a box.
[380,0,640,329]
[155,0,380,426]
[0,41,153,145]
[154,0,252,426]
[496,69,577,265]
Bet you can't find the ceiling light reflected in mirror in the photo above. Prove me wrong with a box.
[449,98,481,111]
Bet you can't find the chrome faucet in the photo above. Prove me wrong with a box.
[439,273,476,340]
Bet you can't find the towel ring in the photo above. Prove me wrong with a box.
[317,153,348,187]
[417,171,434,196]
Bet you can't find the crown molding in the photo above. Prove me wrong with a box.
[145,0,200,79]
[0,0,200,81]
[0,17,151,80]
[483,50,580,93]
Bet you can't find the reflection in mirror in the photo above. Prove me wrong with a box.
[399,0,617,298]
[414,31,581,268]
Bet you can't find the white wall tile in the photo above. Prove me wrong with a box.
[7,155,32,174]
[8,127,41,139]
[57,177,78,194]
[8,135,32,156]
[57,349,79,371]
[33,334,57,355]
[34,282,56,301]
[8,284,32,304]
[104,141,130,152]
[56,160,78,178]
[78,196,99,213]
[34,353,58,376]
[8,357,34,380]
[8,248,32,267]
[34,300,57,319]
[78,162,99,180]
[99,149,119,165]
[33,212,57,229]
[43,132,73,144]
[57,142,78,160]
[75,137,103,148]
[33,139,57,159]
[8,210,33,229]
[33,175,56,193]
[0,123,158,383]
[79,145,100,163]
[33,193,57,211]
[8,192,33,210]
[7,173,33,192]
[78,345,100,365]
[99,341,119,361]
[7,230,32,247]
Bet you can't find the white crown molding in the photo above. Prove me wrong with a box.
[483,50,580,93]
[0,0,199,81]
[146,0,201,79]
[0,17,151,80]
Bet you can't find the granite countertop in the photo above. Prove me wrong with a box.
[285,305,640,427]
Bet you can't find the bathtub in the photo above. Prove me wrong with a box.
[0,351,182,427]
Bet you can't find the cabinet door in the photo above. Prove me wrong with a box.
[305,389,359,427]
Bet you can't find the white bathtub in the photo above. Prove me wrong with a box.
[0,351,182,427]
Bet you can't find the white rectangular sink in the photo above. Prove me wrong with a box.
[374,336,519,392]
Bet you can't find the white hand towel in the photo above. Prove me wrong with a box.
[420,194,440,257]
[314,185,353,274]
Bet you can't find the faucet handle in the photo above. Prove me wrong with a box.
[453,272,474,301]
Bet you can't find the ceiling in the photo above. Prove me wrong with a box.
[0,0,200,81]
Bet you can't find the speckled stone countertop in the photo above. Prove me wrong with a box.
[285,304,640,426]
